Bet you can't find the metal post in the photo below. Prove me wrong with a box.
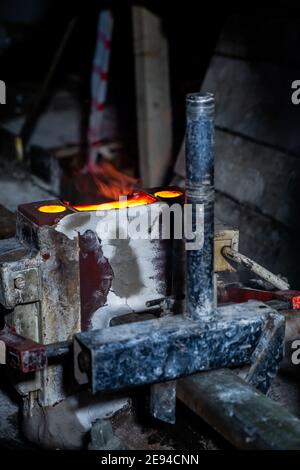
[177,369,300,450]
[185,93,215,319]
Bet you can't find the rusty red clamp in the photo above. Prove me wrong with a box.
[0,327,47,373]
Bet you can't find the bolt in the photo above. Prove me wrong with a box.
[14,275,25,290]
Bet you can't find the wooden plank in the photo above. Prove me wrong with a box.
[132,6,172,186]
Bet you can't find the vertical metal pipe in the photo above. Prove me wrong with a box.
[185,92,215,319]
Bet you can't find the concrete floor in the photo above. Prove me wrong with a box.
[0,374,228,450]
[1,364,300,450]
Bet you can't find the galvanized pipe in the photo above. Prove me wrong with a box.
[185,93,215,319]
[222,246,290,291]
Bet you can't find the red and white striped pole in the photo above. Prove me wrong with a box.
[88,9,114,169]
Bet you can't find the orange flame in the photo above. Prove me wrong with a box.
[89,161,138,200]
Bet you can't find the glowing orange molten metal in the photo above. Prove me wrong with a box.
[72,192,157,212]
[38,205,67,213]
[154,190,183,198]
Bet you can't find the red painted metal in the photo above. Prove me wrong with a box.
[0,327,47,373]
[219,287,300,310]
[18,200,73,226]
[79,231,114,330]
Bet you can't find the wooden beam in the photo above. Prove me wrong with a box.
[132,6,172,186]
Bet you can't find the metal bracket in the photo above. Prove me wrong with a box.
[73,301,285,403]
[0,238,40,309]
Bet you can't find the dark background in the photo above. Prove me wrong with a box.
[1,1,300,285]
